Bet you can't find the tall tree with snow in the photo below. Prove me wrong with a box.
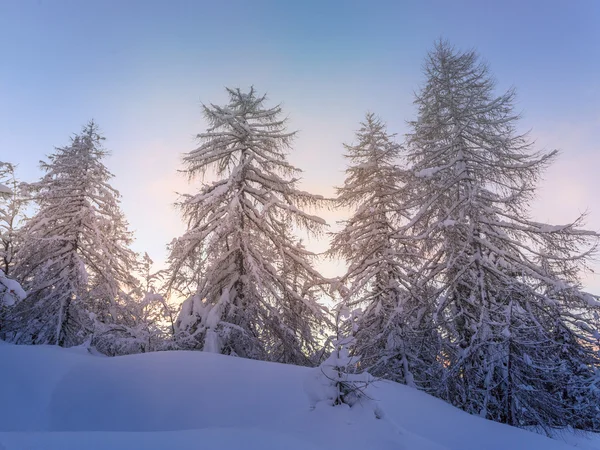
[0,162,29,276]
[169,87,330,363]
[400,40,600,431]
[3,122,141,348]
[329,113,438,387]
[0,164,28,329]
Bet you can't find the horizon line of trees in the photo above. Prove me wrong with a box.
[2,40,600,434]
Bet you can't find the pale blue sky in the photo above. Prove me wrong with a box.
[1,1,599,288]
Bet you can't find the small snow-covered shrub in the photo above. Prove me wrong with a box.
[317,336,373,407]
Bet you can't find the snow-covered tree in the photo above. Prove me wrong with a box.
[0,162,29,276]
[169,87,330,362]
[314,335,369,407]
[92,253,177,355]
[0,164,28,332]
[137,253,176,343]
[400,41,600,431]
[268,236,327,365]
[3,122,141,348]
[329,113,438,387]
[304,306,380,418]
[140,252,176,334]
[165,236,206,300]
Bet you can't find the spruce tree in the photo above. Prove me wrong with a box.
[400,41,600,431]
[3,122,141,348]
[169,87,329,362]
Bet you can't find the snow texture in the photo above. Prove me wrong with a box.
[0,342,599,450]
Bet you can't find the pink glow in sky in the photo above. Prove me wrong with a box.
[1,1,598,291]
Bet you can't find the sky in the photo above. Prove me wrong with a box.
[0,0,599,290]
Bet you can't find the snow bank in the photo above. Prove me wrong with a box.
[0,342,598,449]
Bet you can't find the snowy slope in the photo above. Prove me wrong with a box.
[0,342,598,450]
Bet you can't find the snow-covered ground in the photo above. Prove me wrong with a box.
[1,342,599,450]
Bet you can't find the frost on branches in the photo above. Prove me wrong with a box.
[329,113,438,388]
[2,122,142,349]
[0,162,29,277]
[0,269,25,308]
[169,87,330,363]
[398,41,600,432]
[92,253,177,356]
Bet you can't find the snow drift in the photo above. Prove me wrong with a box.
[0,342,598,449]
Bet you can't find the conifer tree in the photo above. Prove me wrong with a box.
[3,122,141,348]
[329,113,438,387]
[0,168,27,328]
[400,41,600,431]
[137,253,176,344]
[269,236,325,365]
[305,305,382,419]
[169,87,329,362]
[0,162,28,276]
